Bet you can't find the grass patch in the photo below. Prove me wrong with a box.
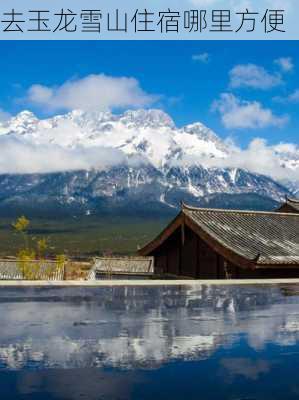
[0,215,170,258]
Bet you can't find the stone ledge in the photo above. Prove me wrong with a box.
[0,279,299,286]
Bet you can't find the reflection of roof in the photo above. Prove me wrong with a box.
[285,197,299,212]
[0,260,65,280]
[140,203,299,268]
[89,257,154,279]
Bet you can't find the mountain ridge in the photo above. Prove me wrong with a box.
[0,108,297,216]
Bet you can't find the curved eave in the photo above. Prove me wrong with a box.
[138,212,184,256]
[276,204,298,213]
[286,197,299,204]
[139,210,256,270]
[276,197,299,213]
[256,262,299,269]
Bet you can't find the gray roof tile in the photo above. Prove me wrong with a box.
[89,257,154,279]
[183,205,299,266]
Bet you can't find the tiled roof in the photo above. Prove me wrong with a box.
[88,257,154,279]
[0,260,65,280]
[182,204,299,266]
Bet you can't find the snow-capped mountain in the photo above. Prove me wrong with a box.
[0,109,297,216]
[1,109,228,168]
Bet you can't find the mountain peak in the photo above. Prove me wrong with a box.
[66,109,114,121]
[183,122,218,138]
[181,122,228,154]
[5,110,38,135]
[13,110,37,121]
[120,109,175,129]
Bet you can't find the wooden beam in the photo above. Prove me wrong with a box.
[181,218,185,246]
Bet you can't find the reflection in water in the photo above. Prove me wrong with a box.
[0,284,299,399]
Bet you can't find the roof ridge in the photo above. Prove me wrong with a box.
[181,202,299,217]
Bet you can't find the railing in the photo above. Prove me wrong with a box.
[0,259,65,280]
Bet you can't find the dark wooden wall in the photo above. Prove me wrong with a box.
[151,226,226,279]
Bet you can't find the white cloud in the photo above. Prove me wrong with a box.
[192,53,210,63]
[274,142,298,154]
[200,138,299,181]
[226,138,298,180]
[0,136,136,174]
[212,93,288,129]
[229,64,282,90]
[274,57,294,73]
[26,74,156,112]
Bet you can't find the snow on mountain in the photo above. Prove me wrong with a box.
[271,143,299,195]
[0,108,297,214]
[0,109,228,169]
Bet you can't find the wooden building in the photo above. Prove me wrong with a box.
[88,256,154,280]
[139,203,299,279]
[277,197,299,214]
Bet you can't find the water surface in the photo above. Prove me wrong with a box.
[0,284,299,399]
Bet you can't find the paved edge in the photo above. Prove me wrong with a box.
[0,279,299,287]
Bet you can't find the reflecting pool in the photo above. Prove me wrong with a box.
[1,284,299,399]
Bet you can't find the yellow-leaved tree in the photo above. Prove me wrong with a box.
[12,216,66,280]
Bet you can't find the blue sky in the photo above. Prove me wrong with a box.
[0,41,298,147]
